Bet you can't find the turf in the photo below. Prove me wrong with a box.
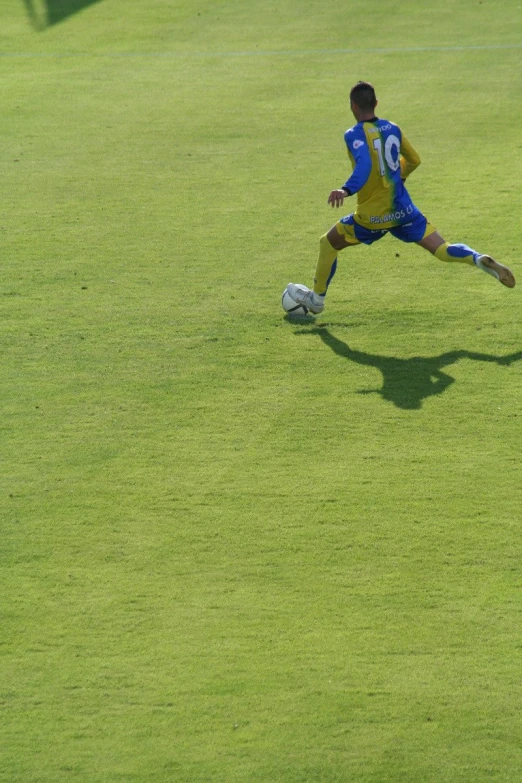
[2,1,522,781]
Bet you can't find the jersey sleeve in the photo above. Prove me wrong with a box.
[341,126,372,194]
[399,134,421,180]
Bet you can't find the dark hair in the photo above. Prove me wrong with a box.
[350,81,377,111]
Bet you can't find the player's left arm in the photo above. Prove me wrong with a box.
[400,134,421,180]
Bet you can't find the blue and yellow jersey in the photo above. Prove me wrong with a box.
[342,118,421,230]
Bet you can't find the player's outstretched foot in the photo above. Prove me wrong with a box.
[286,283,325,314]
[476,255,515,288]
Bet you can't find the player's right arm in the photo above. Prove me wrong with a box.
[341,127,372,194]
[327,126,372,207]
[400,134,421,180]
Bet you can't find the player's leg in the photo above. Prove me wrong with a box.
[314,224,356,294]
[287,219,360,314]
[417,228,515,288]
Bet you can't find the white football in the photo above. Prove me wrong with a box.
[281,286,308,316]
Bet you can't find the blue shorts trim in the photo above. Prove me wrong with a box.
[389,213,429,243]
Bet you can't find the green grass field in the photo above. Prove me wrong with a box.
[2,1,522,781]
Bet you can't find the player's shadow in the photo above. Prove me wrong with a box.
[23,0,102,29]
[300,327,522,410]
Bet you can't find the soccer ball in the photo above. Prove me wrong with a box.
[281,286,308,316]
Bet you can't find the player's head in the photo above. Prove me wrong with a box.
[350,81,377,117]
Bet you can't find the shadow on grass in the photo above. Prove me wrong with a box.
[297,327,522,410]
[23,0,102,29]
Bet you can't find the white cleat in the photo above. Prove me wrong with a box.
[475,255,515,288]
[286,283,325,314]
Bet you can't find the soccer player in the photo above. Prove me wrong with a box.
[287,81,515,315]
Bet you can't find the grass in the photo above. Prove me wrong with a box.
[2,1,522,781]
